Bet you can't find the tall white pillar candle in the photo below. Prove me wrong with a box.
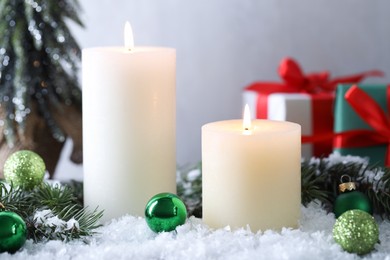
[83,23,176,222]
[202,107,301,231]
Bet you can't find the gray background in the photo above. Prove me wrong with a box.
[55,0,390,180]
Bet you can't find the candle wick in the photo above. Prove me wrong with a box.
[243,127,252,135]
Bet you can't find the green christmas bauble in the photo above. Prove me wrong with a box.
[334,191,372,218]
[333,209,379,255]
[145,192,187,233]
[0,211,27,253]
[333,178,372,218]
[4,150,46,190]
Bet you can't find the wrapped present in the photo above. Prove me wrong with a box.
[244,91,334,158]
[243,57,383,158]
[334,84,390,166]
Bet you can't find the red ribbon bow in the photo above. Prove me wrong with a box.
[278,58,384,93]
[334,85,390,166]
[246,58,384,118]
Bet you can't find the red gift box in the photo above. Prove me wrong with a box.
[243,57,383,158]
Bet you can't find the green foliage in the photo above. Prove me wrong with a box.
[0,182,31,216]
[177,162,202,218]
[301,158,390,218]
[1,155,388,242]
[300,159,369,206]
[177,157,390,219]
[301,163,331,206]
[0,0,83,145]
[0,181,103,242]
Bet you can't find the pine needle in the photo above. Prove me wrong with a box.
[177,155,390,219]
[0,181,103,243]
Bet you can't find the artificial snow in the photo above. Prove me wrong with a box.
[33,209,80,232]
[186,169,201,182]
[3,153,390,259]
[2,202,390,260]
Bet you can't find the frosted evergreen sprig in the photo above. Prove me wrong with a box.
[301,153,390,218]
[1,153,388,242]
[177,162,202,217]
[0,182,103,242]
[177,153,390,219]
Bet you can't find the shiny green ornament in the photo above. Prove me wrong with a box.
[4,150,46,190]
[333,209,379,255]
[145,192,187,233]
[333,175,372,218]
[0,211,27,253]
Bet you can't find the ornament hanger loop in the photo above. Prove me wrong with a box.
[340,174,351,184]
[339,175,356,192]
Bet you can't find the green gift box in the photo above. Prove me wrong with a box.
[334,84,389,166]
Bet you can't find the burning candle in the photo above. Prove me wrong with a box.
[202,105,301,231]
[83,22,176,222]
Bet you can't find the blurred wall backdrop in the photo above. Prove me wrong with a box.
[55,0,390,180]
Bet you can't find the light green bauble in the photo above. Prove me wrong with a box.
[333,209,379,255]
[4,150,46,190]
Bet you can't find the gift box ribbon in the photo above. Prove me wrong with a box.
[334,85,390,166]
[246,58,383,149]
[246,57,383,119]
[279,58,383,93]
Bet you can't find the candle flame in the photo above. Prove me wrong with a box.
[243,104,252,132]
[124,21,134,50]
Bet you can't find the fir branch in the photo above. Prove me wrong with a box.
[177,154,390,219]
[0,0,83,145]
[362,166,390,217]
[301,163,331,206]
[66,180,84,206]
[177,162,202,218]
[29,183,103,242]
[0,181,103,243]
[0,182,32,218]
[69,206,104,238]
[300,156,390,218]
[62,0,84,27]
[34,182,77,210]
[31,204,103,242]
